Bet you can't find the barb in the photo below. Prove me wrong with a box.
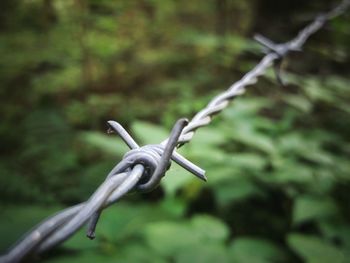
[1,1,349,262]
[86,118,203,240]
[0,118,204,263]
[173,0,350,145]
[136,118,189,192]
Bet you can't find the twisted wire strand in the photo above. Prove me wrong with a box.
[0,119,188,263]
[0,166,144,263]
[174,0,350,145]
[1,1,349,263]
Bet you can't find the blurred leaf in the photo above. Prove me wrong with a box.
[189,127,227,148]
[143,221,197,256]
[132,121,169,145]
[191,215,230,242]
[117,241,167,263]
[214,178,264,207]
[319,222,350,250]
[142,215,229,257]
[230,130,276,155]
[272,162,314,184]
[159,198,186,218]
[176,244,229,263]
[293,195,338,225]
[222,98,270,120]
[80,131,129,156]
[284,95,313,113]
[94,203,176,243]
[44,252,121,263]
[287,233,345,263]
[229,237,288,263]
[229,153,267,171]
[161,163,195,197]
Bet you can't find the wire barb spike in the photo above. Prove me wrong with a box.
[1,1,349,262]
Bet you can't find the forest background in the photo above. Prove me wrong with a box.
[0,0,350,262]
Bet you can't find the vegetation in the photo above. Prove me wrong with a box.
[0,0,349,262]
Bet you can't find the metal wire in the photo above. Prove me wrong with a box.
[1,1,349,262]
[172,0,350,146]
[0,168,143,263]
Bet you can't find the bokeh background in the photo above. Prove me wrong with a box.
[0,0,350,262]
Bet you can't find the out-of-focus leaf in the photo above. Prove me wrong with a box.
[142,215,229,257]
[80,131,129,156]
[205,166,241,184]
[284,95,313,113]
[229,237,289,263]
[319,222,350,250]
[272,162,314,184]
[187,147,229,166]
[191,215,230,242]
[117,241,167,263]
[230,130,276,155]
[44,252,120,263]
[214,178,264,207]
[293,195,338,225]
[222,98,270,120]
[159,198,186,218]
[161,163,195,197]
[287,233,345,263]
[95,203,176,243]
[131,121,169,144]
[63,228,100,250]
[303,78,336,103]
[142,221,198,256]
[176,244,229,263]
[189,127,227,148]
[229,153,267,171]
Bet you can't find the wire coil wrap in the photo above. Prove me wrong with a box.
[0,1,349,262]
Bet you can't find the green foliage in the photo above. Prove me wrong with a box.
[229,237,289,263]
[287,234,345,263]
[292,195,338,225]
[0,0,350,262]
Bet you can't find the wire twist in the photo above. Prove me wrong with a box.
[174,0,350,145]
[0,118,205,263]
[1,1,349,262]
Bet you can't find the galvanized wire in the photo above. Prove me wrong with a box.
[1,1,349,262]
[0,167,144,263]
[173,0,350,145]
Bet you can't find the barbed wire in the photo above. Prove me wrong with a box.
[173,0,350,145]
[1,1,349,262]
